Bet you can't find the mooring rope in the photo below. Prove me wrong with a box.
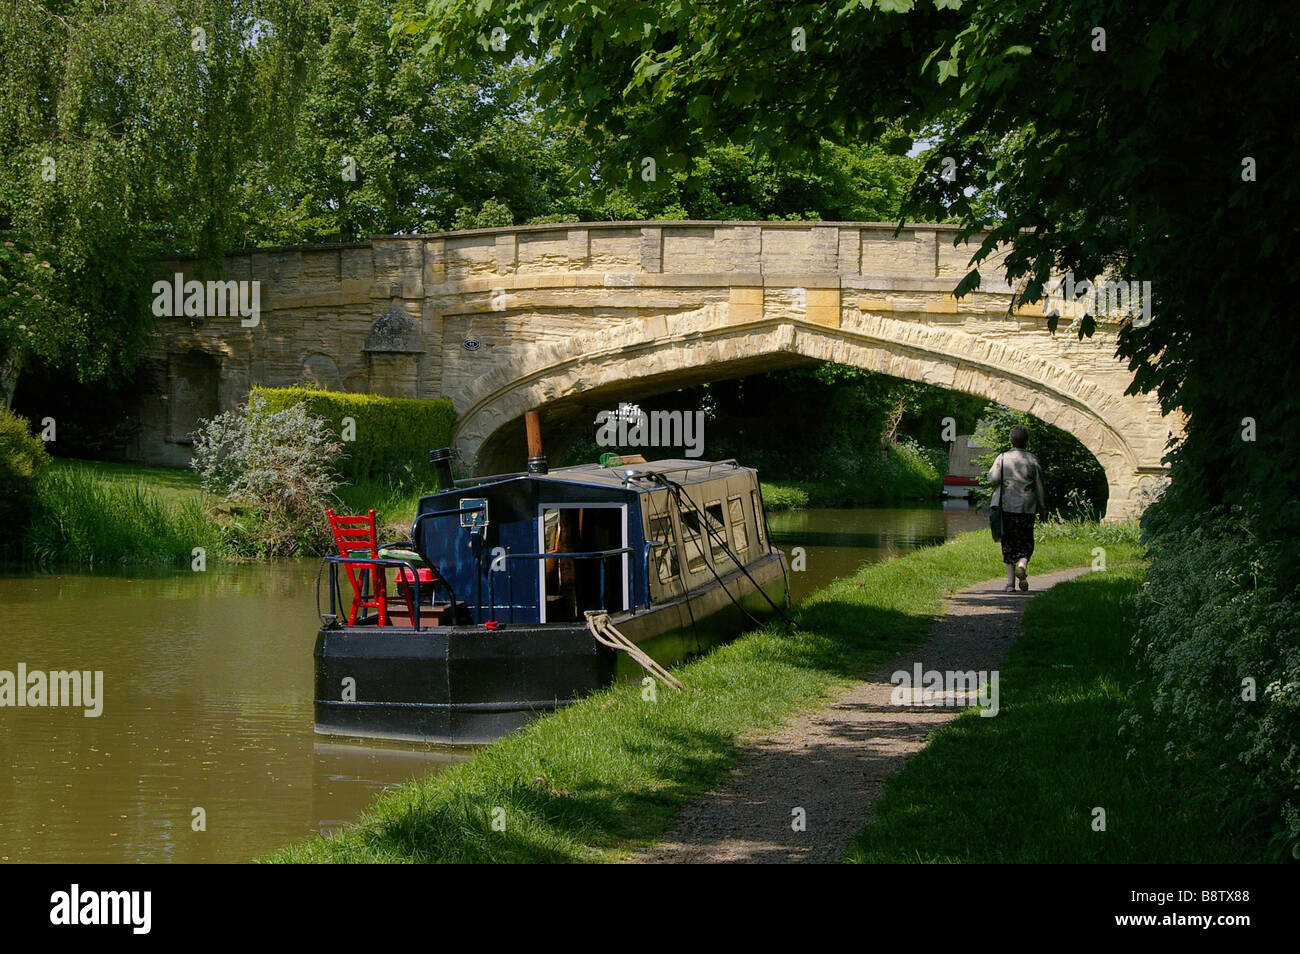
[584,611,684,691]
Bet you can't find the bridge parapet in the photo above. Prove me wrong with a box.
[369,220,1012,288]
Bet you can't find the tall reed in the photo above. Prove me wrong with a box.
[23,466,224,568]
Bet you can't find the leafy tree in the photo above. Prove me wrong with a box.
[0,236,78,406]
[238,3,573,241]
[404,0,1299,558]
[403,1,942,182]
[0,0,318,404]
[537,131,922,224]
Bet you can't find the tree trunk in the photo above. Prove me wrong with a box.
[881,396,907,445]
[0,348,23,409]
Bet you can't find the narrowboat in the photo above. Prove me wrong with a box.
[313,414,790,744]
[943,434,992,499]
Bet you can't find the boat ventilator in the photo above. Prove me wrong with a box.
[584,611,684,691]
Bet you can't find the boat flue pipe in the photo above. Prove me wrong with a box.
[525,410,548,474]
[429,447,455,492]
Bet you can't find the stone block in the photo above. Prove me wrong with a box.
[495,232,520,275]
[640,226,665,273]
[838,228,862,275]
[729,286,764,322]
[804,287,842,329]
[589,227,641,268]
[857,297,895,312]
[566,228,590,270]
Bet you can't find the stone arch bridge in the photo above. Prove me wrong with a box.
[137,221,1175,520]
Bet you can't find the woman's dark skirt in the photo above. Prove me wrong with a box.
[1000,511,1036,564]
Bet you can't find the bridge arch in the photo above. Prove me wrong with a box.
[452,301,1152,520]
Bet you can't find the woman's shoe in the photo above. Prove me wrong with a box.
[1016,564,1028,590]
[1003,583,1015,592]
[1019,577,1029,591]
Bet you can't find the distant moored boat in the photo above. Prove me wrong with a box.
[943,434,992,499]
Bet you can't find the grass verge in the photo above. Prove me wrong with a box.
[21,461,224,568]
[48,458,206,502]
[334,477,424,540]
[761,477,939,511]
[20,461,425,567]
[843,567,1266,863]
[265,526,1138,863]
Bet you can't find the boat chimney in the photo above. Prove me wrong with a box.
[428,446,456,492]
[525,410,548,474]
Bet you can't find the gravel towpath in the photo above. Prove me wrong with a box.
[631,567,1089,864]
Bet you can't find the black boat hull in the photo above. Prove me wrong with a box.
[314,552,788,744]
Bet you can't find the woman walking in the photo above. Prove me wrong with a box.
[989,424,1047,591]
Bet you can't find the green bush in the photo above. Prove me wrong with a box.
[0,406,51,537]
[756,440,942,509]
[252,386,455,484]
[759,482,810,511]
[868,438,943,501]
[1128,504,1300,860]
[799,440,942,506]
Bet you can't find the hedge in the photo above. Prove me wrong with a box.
[251,387,455,484]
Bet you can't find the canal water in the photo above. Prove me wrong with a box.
[766,502,985,603]
[0,502,980,863]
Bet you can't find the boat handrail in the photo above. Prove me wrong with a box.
[620,459,742,486]
[409,502,488,553]
[497,546,633,562]
[451,472,526,488]
[320,554,431,629]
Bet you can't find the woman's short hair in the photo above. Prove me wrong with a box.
[1009,424,1029,449]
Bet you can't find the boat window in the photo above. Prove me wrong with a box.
[647,514,679,583]
[727,495,748,553]
[680,508,706,573]
[705,501,730,564]
[751,490,767,551]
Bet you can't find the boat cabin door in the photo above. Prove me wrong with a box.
[538,504,629,623]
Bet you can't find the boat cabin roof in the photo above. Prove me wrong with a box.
[455,458,751,495]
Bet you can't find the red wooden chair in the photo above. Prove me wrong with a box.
[326,509,414,626]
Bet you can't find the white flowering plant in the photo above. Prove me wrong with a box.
[191,395,345,557]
